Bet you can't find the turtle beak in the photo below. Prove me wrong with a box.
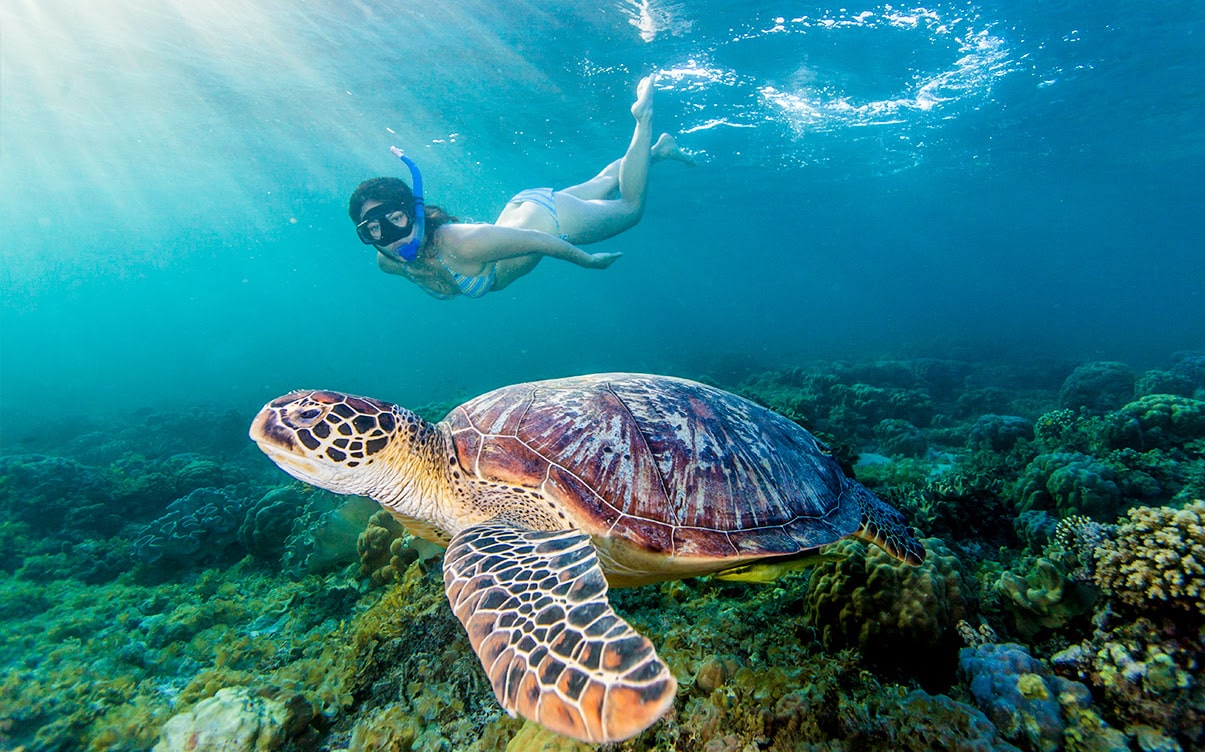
[250,408,336,489]
[249,405,298,454]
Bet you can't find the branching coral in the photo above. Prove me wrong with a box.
[1091,501,1205,616]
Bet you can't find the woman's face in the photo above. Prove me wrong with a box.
[357,199,414,252]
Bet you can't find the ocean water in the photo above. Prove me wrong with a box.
[2,2,1205,750]
[3,0,1201,436]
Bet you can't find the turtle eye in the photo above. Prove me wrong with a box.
[284,403,328,428]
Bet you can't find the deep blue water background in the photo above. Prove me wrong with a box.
[2,0,1202,443]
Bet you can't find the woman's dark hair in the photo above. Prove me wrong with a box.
[347,177,456,237]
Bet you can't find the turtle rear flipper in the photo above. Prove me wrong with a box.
[443,520,677,743]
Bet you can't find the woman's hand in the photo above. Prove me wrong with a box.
[583,252,623,269]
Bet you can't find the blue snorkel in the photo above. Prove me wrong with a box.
[389,146,425,262]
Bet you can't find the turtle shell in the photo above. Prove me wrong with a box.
[444,373,862,559]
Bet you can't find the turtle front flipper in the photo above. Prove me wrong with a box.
[849,484,926,565]
[443,519,677,743]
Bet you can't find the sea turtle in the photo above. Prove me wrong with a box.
[249,373,924,743]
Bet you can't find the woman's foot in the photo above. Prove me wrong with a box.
[651,133,697,167]
[631,75,655,121]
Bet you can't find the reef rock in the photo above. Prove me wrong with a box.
[153,686,313,752]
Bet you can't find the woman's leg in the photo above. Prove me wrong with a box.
[560,134,696,201]
[553,77,659,245]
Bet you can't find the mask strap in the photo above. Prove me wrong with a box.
[389,146,425,262]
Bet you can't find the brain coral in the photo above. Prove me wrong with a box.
[1014,452,1122,521]
[804,537,967,678]
[1092,500,1205,616]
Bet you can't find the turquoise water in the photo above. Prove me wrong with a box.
[3,0,1200,436]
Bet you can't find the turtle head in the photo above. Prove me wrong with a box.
[250,389,412,496]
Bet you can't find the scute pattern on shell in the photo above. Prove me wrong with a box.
[446,374,861,558]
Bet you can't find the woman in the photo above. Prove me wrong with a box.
[348,75,694,299]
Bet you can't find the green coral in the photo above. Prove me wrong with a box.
[1058,362,1136,414]
[995,557,1097,638]
[803,538,968,679]
[1014,452,1122,521]
[1116,394,1205,451]
[356,509,419,586]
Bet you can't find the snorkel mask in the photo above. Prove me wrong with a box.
[355,147,425,262]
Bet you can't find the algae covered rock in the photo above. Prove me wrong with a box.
[153,686,313,752]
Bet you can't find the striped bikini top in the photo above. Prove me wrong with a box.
[423,255,496,300]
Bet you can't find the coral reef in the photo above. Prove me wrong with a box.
[995,557,1097,638]
[0,454,118,542]
[874,418,929,457]
[967,414,1033,451]
[135,486,255,565]
[1051,613,1203,749]
[1114,394,1205,451]
[3,354,1204,751]
[1135,370,1197,398]
[279,490,380,576]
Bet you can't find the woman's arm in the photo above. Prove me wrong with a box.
[440,224,621,271]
